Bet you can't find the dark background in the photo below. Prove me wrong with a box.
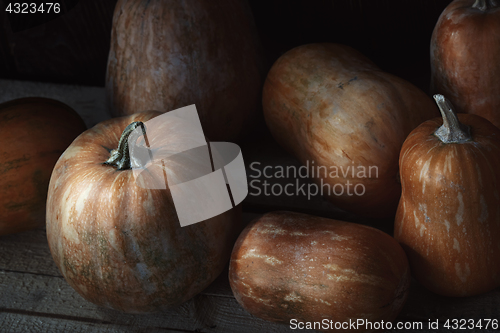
[0,0,451,92]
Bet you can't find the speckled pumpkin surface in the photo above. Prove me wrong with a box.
[46,111,242,313]
[262,43,439,218]
[229,211,410,332]
[431,0,500,128]
[395,96,500,297]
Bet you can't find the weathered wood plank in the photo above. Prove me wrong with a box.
[1,268,499,333]
[0,312,188,333]
[0,270,301,333]
[0,241,59,278]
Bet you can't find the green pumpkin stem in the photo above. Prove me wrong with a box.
[104,121,146,170]
[433,94,471,144]
[472,0,498,10]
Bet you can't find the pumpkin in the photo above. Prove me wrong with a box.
[430,0,500,128]
[46,111,242,313]
[262,43,439,218]
[395,94,500,297]
[106,0,265,142]
[0,97,86,236]
[229,211,410,332]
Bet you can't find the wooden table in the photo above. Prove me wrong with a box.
[0,80,498,332]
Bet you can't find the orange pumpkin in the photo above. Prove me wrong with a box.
[46,111,241,312]
[430,0,500,128]
[263,43,439,218]
[0,97,86,235]
[229,211,410,332]
[395,94,500,296]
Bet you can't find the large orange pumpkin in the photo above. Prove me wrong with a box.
[0,97,86,235]
[46,111,241,313]
[263,43,439,218]
[430,0,500,128]
[395,94,500,297]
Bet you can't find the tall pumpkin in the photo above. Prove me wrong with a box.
[430,0,500,128]
[106,0,265,142]
[263,43,439,218]
[46,111,241,313]
[395,94,500,297]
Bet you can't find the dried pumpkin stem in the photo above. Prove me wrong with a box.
[104,121,146,170]
[472,0,498,10]
[434,94,471,144]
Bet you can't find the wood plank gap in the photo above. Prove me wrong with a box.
[0,307,196,333]
[0,268,63,279]
[0,307,113,325]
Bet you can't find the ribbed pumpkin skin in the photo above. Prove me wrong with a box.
[395,114,500,296]
[263,43,439,218]
[46,111,241,313]
[229,211,410,332]
[106,0,264,142]
[0,97,86,236]
[430,0,500,128]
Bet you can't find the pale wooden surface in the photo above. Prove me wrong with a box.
[2,220,500,333]
[0,80,499,332]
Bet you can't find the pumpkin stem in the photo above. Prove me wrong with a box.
[472,0,498,10]
[433,95,471,144]
[104,121,146,170]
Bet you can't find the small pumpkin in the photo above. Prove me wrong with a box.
[430,0,500,128]
[0,97,86,236]
[263,43,439,218]
[106,0,265,142]
[395,94,500,297]
[46,111,241,313]
[229,211,410,332]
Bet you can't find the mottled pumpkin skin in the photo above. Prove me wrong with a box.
[395,114,500,296]
[229,211,410,332]
[0,98,86,236]
[46,111,242,313]
[430,0,500,128]
[263,43,439,218]
[106,0,265,142]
